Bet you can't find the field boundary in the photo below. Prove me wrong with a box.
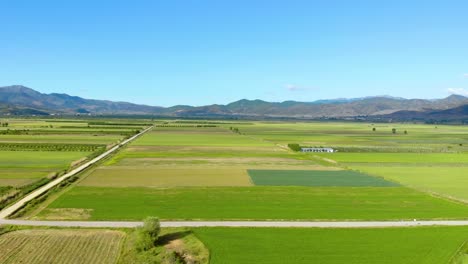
[0,126,154,219]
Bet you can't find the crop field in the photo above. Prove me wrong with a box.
[0,118,141,213]
[353,166,468,202]
[0,229,124,264]
[39,186,468,220]
[32,122,468,223]
[0,151,91,187]
[235,122,468,152]
[317,152,468,164]
[0,134,124,144]
[248,169,398,187]
[79,167,253,187]
[131,127,272,147]
[195,226,468,264]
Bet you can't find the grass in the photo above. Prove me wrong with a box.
[354,166,468,202]
[79,167,253,187]
[0,134,123,144]
[0,151,92,169]
[0,229,124,264]
[131,127,272,147]
[39,186,468,220]
[318,153,468,164]
[248,169,399,187]
[194,226,468,264]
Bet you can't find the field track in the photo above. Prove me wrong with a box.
[0,126,154,219]
[2,219,468,228]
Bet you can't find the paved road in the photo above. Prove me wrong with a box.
[0,126,154,219]
[1,219,468,228]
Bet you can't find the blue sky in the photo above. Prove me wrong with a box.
[1,0,468,106]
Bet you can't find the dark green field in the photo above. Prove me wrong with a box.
[41,186,468,220]
[195,226,468,264]
[248,169,399,187]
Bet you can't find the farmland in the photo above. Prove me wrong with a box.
[248,169,399,187]
[195,226,468,264]
[39,186,468,220]
[2,120,468,263]
[33,122,468,223]
[0,229,124,264]
[0,118,145,213]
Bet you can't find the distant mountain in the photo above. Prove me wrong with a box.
[1,85,468,119]
[378,103,468,122]
[170,95,468,118]
[0,85,163,115]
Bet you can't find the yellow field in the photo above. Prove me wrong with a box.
[0,229,124,264]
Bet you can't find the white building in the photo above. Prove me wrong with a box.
[301,147,335,153]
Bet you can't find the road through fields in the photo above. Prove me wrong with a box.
[1,219,468,228]
[0,126,154,219]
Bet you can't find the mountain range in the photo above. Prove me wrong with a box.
[1,85,468,122]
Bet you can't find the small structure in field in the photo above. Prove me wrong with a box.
[301,147,335,153]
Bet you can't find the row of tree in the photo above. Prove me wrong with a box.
[372,127,408,134]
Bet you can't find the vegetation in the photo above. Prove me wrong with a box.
[0,142,104,152]
[287,143,301,151]
[119,220,209,264]
[79,167,253,187]
[0,229,124,264]
[195,226,468,264]
[41,186,468,220]
[247,169,399,187]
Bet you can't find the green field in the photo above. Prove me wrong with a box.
[79,167,253,187]
[39,186,468,220]
[195,227,468,264]
[318,152,468,164]
[0,134,123,144]
[354,166,468,202]
[0,151,92,187]
[248,169,398,187]
[131,127,272,147]
[0,151,91,169]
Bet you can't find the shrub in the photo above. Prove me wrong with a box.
[142,216,161,241]
[288,143,301,152]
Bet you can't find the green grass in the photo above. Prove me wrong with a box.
[40,186,468,220]
[318,153,468,164]
[79,167,253,187]
[194,227,468,264]
[354,166,468,202]
[131,128,272,147]
[248,169,398,187]
[0,134,122,144]
[0,186,11,195]
[0,151,91,169]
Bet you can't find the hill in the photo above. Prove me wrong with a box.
[0,85,163,115]
[1,85,468,119]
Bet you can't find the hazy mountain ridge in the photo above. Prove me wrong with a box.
[1,85,468,120]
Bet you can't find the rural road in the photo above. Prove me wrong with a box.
[0,126,154,219]
[2,219,468,228]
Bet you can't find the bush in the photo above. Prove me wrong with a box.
[288,143,301,152]
[135,229,154,252]
[142,216,161,241]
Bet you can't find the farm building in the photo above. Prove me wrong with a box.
[301,147,335,153]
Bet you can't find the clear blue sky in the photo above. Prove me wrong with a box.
[1,0,468,106]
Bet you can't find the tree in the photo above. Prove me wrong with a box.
[372,127,376,132]
[392,128,397,134]
[404,130,408,134]
[142,216,161,241]
[288,143,301,152]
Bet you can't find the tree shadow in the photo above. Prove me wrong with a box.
[157,230,193,245]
